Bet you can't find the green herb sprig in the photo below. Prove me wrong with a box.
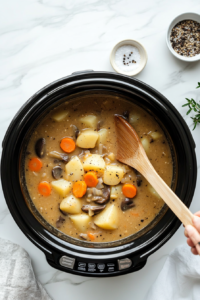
[182,82,200,130]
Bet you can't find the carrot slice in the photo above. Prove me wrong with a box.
[60,137,76,153]
[122,183,137,198]
[73,181,87,198]
[131,212,139,217]
[38,181,51,196]
[88,232,95,241]
[28,157,42,172]
[84,171,98,187]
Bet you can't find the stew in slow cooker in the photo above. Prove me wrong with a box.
[25,95,173,242]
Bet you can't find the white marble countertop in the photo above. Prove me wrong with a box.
[1,0,200,299]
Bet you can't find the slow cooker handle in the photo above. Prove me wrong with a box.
[72,70,94,75]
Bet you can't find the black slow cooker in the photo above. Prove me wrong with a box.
[1,70,197,277]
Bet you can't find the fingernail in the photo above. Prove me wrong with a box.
[193,215,199,225]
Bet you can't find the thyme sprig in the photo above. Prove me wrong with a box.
[182,82,200,130]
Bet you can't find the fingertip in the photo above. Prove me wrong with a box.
[194,211,200,217]
[193,215,200,225]
[191,247,198,255]
[187,238,195,247]
[185,225,194,235]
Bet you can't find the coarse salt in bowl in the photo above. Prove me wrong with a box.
[110,39,147,76]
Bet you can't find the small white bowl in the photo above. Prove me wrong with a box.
[110,39,147,76]
[166,12,200,62]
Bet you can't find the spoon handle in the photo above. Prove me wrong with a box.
[138,159,193,226]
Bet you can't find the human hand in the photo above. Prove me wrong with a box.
[185,212,200,255]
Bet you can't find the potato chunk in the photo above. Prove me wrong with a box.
[52,110,68,122]
[103,165,124,185]
[80,115,97,128]
[60,195,82,214]
[110,185,122,199]
[98,129,108,145]
[69,214,91,232]
[148,185,161,199]
[149,131,162,140]
[76,130,99,148]
[94,204,118,230]
[65,156,84,182]
[141,137,149,153]
[51,179,72,197]
[107,152,115,161]
[83,154,105,173]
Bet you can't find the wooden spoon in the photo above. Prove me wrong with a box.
[115,115,193,226]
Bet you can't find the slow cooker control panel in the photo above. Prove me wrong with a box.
[59,256,132,274]
[77,262,116,273]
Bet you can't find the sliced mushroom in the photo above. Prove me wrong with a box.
[93,198,107,204]
[94,186,110,204]
[52,166,62,180]
[102,185,110,201]
[35,138,46,158]
[91,196,103,201]
[92,188,103,196]
[49,151,69,162]
[123,110,129,121]
[71,125,80,139]
[79,233,88,240]
[56,215,65,228]
[58,204,67,216]
[96,178,104,189]
[88,208,94,217]
[82,205,106,214]
[121,198,135,211]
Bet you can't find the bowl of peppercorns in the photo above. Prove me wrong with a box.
[166,12,200,61]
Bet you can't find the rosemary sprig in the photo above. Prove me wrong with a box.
[182,82,200,130]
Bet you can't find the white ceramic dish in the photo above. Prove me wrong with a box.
[166,12,200,62]
[110,39,147,76]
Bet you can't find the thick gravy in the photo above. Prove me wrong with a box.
[24,94,173,243]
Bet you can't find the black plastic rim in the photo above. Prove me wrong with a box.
[1,71,197,276]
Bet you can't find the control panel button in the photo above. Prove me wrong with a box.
[107,263,115,267]
[88,268,96,272]
[118,258,132,270]
[59,256,75,269]
[97,263,105,272]
[108,267,115,272]
[78,262,86,268]
[88,263,96,269]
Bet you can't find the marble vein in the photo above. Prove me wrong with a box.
[0,208,10,224]
[43,270,96,286]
